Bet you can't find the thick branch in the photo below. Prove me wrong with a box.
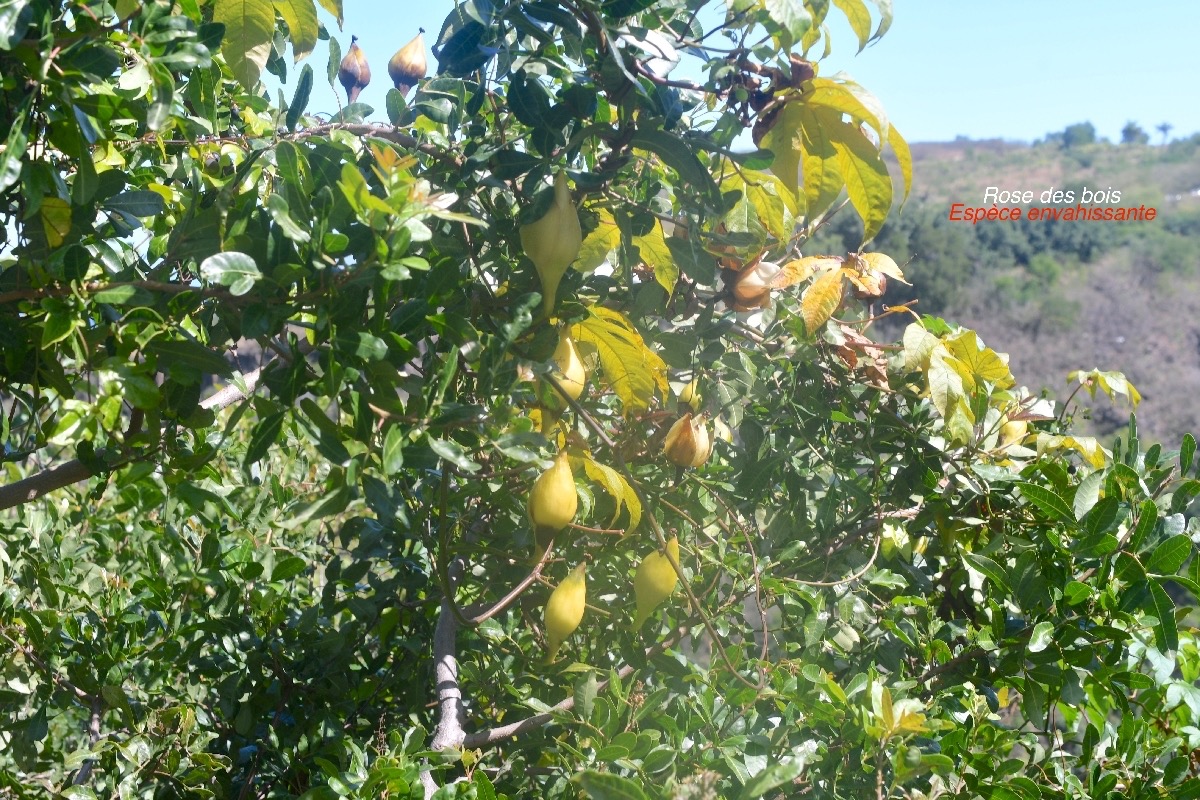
[422,562,467,799]
[0,366,263,513]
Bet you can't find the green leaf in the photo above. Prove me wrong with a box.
[271,555,308,581]
[630,128,721,207]
[382,426,405,475]
[1148,578,1179,652]
[1182,433,1197,476]
[428,437,480,473]
[286,63,313,132]
[297,398,351,464]
[244,410,285,467]
[272,0,318,60]
[148,339,234,378]
[737,759,806,800]
[762,0,812,42]
[1146,533,1191,576]
[1026,621,1054,653]
[573,770,649,800]
[200,251,263,296]
[0,95,30,192]
[961,552,1011,595]
[1016,482,1074,524]
[213,0,274,89]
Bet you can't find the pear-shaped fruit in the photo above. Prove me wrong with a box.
[528,451,578,532]
[544,563,586,663]
[633,536,680,631]
[663,412,713,468]
[520,172,582,317]
[999,418,1027,448]
[550,327,587,401]
[389,29,427,94]
[678,378,700,412]
[338,36,371,105]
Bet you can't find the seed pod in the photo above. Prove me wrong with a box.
[663,412,713,468]
[389,29,427,94]
[632,536,680,631]
[543,563,586,663]
[520,172,582,317]
[999,418,1028,448]
[728,260,781,311]
[550,327,586,401]
[528,450,578,532]
[338,36,371,105]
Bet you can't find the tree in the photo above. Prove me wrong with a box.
[1060,121,1097,148]
[1157,122,1174,145]
[1121,120,1150,145]
[3,2,1200,799]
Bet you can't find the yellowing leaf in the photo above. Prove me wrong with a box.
[1036,433,1111,469]
[902,322,940,373]
[807,76,887,144]
[800,105,843,219]
[572,307,668,412]
[578,207,621,273]
[632,221,679,295]
[581,456,642,532]
[772,255,841,289]
[272,0,318,61]
[338,163,393,218]
[888,124,913,207]
[761,101,805,198]
[40,197,71,248]
[830,122,891,243]
[1067,368,1142,408]
[946,330,1014,390]
[856,252,907,283]
[833,0,872,51]
[799,266,844,334]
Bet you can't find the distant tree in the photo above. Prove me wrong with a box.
[1121,121,1150,145]
[1060,121,1097,148]
[1157,122,1174,144]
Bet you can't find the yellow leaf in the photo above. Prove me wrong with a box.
[856,252,908,284]
[800,105,844,219]
[632,222,679,295]
[40,197,72,248]
[830,122,892,243]
[1036,433,1111,469]
[578,207,621,273]
[888,124,913,207]
[581,456,642,532]
[806,76,887,144]
[760,100,805,198]
[1068,368,1141,408]
[902,322,940,373]
[572,307,668,412]
[799,266,844,334]
[772,255,841,289]
[946,330,1014,390]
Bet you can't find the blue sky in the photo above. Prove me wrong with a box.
[287,1,1200,143]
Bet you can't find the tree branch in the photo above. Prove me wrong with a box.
[460,627,684,750]
[0,366,264,513]
[422,561,467,799]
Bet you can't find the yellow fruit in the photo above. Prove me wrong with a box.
[550,327,586,401]
[678,378,700,412]
[388,29,427,94]
[999,418,1028,448]
[663,412,713,468]
[528,450,578,532]
[520,172,582,317]
[544,563,586,663]
[633,536,680,631]
[338,36,371,105]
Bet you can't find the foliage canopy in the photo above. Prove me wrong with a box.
[2,1,1200,799]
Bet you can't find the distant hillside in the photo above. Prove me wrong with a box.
[809,133,1200,446]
